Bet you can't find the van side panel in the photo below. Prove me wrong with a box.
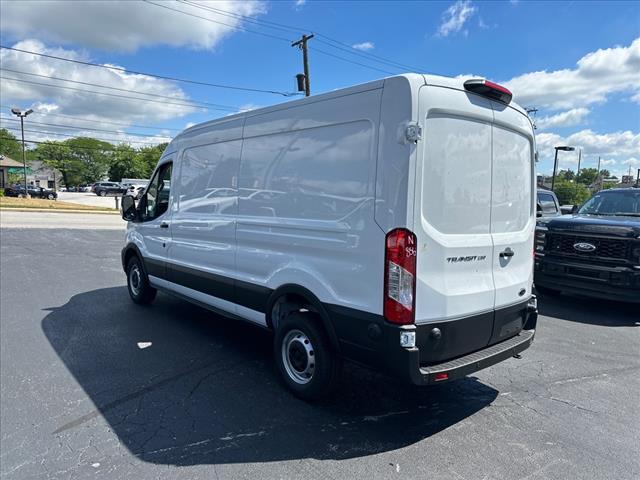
[236,90,385,316]
[167,118,244,315]
[374,75,424,232]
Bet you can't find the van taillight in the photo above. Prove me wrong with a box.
[463,78,513,104]
[384,228,417,325]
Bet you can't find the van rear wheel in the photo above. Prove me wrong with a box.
[126,256,157,305]
[274,312,341,401]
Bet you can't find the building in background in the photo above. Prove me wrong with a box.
[0,155,29,189]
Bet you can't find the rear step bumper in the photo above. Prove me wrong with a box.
[418,329,535,385]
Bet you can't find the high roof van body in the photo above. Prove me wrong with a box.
[121,74,538,399]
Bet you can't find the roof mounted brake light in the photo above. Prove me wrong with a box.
[463,78,513,104]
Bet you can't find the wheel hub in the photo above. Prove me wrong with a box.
[282,329,315,385]
[129,265,141,296]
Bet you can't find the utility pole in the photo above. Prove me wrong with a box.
[292,34,314,97]
[596,156,601,191]
[576,148,582,179]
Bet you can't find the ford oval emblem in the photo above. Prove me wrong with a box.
[573,242,596,253]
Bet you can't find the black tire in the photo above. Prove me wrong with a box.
[98,190,106,197]
[535,284,561,296]
[47,193,54,200]
[126,256,157,305]
[274,311,341,401]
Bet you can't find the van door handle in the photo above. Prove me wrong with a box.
[499,248,514,258]
[160,222,169,229]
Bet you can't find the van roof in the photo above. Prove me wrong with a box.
[169,73,527,149]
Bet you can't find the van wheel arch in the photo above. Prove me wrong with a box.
[122,245,147,276]
[266,285,340,353]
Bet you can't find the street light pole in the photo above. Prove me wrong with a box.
[11,108,33,198]
[551,145,575,192]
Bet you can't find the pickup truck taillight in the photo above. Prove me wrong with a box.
[384,228,417,325]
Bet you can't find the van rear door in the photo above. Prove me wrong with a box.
[414,85,496,353]
[489,104,535,338]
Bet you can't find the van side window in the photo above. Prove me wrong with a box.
[143,162,172,221]
[538,193,557,214]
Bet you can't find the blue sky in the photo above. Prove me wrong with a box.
[1,0,638,177]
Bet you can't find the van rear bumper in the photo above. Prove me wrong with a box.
[404,328,534,385]
[327,297,538,385]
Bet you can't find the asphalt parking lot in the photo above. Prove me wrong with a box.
[1,225,638,480]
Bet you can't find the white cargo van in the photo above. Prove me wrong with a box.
[121,74,538,400]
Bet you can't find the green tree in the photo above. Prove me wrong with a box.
[34,141,82,188]
[553,177,591,205]
[558,169,575,181]
[108,144,148,181]
[600,169,611,179]
[135,143,168,177]
[575,168,599,186]
[64,137,113,183]
[0,128,23,159]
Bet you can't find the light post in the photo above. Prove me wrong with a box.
[11,108,33,198]
[551,145,575,192]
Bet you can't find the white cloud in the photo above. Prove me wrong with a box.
[352,42,375,51]
[623,157,639,166]
[599,158,617,166]
[0,0,265,52]
[437,1,477,37]
[505,38,640,110]
[0,40,200,145]
[536,108,590,130]
[536,129,640,177]
[537,129,639,158]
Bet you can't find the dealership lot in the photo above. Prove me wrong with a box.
[0,225,638,480]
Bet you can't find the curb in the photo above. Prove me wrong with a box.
[0,208,120,215]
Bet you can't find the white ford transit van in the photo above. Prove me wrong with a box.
[121,74,538,400]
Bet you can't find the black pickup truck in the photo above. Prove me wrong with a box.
[534,188,640,303]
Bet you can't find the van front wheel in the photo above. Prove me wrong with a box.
[126,256,157,305]
[274,312,341,401]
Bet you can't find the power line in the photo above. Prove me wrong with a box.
[180,0,426,73]
[0,105,181,132]
[0,45,294,96]
[0,75,215,111]
[0,125,165,146]
[178,0,301,35]
[1,67,237,111]
[1,116,172,139]
[142,0,293,43]
[310,47,395,75]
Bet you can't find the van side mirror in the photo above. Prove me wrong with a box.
[536,203,542,218]
[121,194,138,222]
[571,204,579,214]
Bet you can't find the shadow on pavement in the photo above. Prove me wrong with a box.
[537,291,639,327]
[42,287,497,466]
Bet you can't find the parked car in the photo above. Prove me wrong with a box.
[125,185,146,200]
[536,189,563,227]
[94,182,124,196]
[4,185,58,199]
[535,187,640,302]
[120,74,538,400]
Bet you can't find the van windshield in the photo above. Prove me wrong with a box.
[578,190,640,216]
